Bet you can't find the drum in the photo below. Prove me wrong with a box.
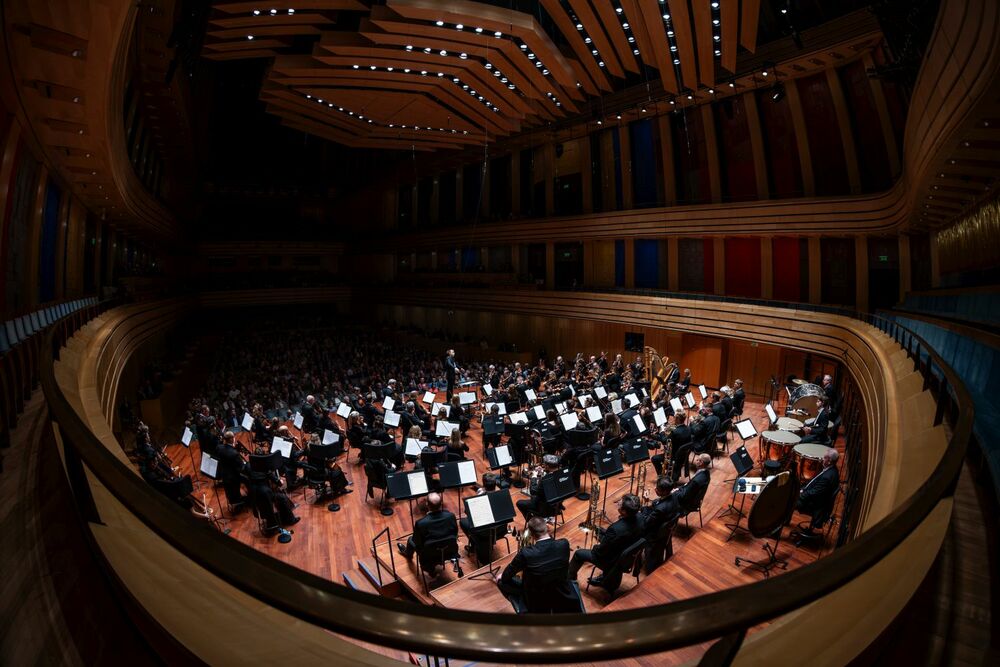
[776,417,804,434]
[793,443,829,481]
[787,383,825,418]
[760,429,801,466]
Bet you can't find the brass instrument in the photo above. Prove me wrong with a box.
[580,479,601,532]
[636,461,649,500]
[644,346,679,400]
[519,527,536,549]
[664,438,675,484]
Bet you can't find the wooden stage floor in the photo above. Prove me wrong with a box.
[165,396,844,665]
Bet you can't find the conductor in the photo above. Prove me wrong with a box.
[445,349,460,400]
[498,517,579,613]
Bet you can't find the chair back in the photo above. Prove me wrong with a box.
[617,537,647,576]
[419,535,459,570]
[363,460,388,488]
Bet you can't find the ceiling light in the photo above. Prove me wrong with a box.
[438,72,444,76]
[707,89,714,94]
[435,20,444,26]
[352,64,359,69]
[475,27,483,33]
[287,8,294,15]
[770,82,785,102]
[667,30,674,36]
[576,23,583,30]
[459,52,467,59]
[420,70,427,75]
[715,49,721,56]
[728,81,735,88]
[453,77,460,82]
[370,65,376,70]
[269,8,276,15]
[686,93,693,99]
[456,23,464,30]
[663,14,670,20]
[584,37,592,44]
[641,107,647,113]
[712,2,719,8]
[597,120,603,125]
[713,19,720,25]
[387,66,393,71]
[306,94,311,98]
[616,8,623,14]
[439,50,447,56]
[494,31,502,37]
[598,61,605,67]
[543,68,549,74]
[405,45,413,51]
[404,68,411,73]
[247,34,254,40]
[501,77,507,82]
[673,58,680,65]
[628,36,635,43]
[761,70,769,77]
[781,8,787,14]
[423,47,431,53]
[485,63,493,69]
[623,23,629,29]
[253,9,260,15]
[633,49,639,55]
[713,35,720,41]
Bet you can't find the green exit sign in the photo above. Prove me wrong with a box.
[878,255,888,262]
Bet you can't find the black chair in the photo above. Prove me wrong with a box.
[363,459,391,512]
[679,481,709,528]
[469,523,512,565]
[672,443,694,481]
[794,485,843,548]
[644,519,677,574]
[586,537,647,597]
[417,535,464,593]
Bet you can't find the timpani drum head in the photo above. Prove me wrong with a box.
[747,472,798,538]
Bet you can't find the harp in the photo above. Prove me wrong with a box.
[644,346,678,398]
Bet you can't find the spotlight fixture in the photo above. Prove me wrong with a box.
[770,82,786,103]
[247,34,254,40]
[435,20,444,26]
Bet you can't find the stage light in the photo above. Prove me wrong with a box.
[287,8,294,15]
[475,27,483,33]
[770,82,785,103]
[494,31,502,37]
[435,20,444,26]
[456,23,464,30]
[253,9,260,15]
[247,34,255,40]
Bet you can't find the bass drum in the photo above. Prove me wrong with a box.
[787,383,825,418]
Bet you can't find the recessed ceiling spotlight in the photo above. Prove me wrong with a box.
[352,64,359,68]
[435,20,444,26]
[598,61,605,67]
[387,66,393,71]
[404,68,411,73]
[494,31,502,37]
[247,34,254,40]
[423,47,431,53]
[633,49,639,55]
[762,70,769,77]
[686,93,693,99]
[663,14,670,21]
[269,8,276,15]
[440,50,447,56]
[253,9,260,15]
[370,65,376,70]
[475,27,483,33]
[616,114,622,119]
[287,8,294,14]
[456,23,464,30]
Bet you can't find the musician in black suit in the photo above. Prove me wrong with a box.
[674,453,711,514]
[445,349,459,400]
[215,430,247,509]
[666,365,680,385]
[641,476,680,571]
[731,379,746,415]
[651,412,690,479]
[397,492,458,560]
[567,494,644,586]
[498,517,578,614]
[710,393,729,421]
[459,474,509,563]
[801,398,831,443]
[796,448,840,534]
[691,407,720,454]
[300,395,319,434]
[821,374,839,410]
[517,455,563,520]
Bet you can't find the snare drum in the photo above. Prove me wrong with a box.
[793,443,829,481]
[761,429,801,466]
[776,417,804,434]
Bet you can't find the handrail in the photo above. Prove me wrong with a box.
[39,297,973,663]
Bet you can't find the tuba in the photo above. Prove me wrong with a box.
[644,346,678,399]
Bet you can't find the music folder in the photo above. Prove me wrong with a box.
[669,397,684,414]
[487,444,516,469]
[765,403,778,423]
[432,402,450,417]
[386,470,430,500]
[653,406,668,427]
[293,412,304,429]
[484,401,507,415]
[624,393,640,408]
[250,450,282,473]
[698,384,708,399]
[181,427,193,447]
[559,412,579,430]
[524,389,537,401]
[541,468,577,503]
[685,392,696,408]
[336,402,351,419]
[438,459,478,489]
[578,394,591,408]
[594,448,624,479]
[383,411,401,428]
[422,391,436,404]
[594,386,608,399]
[322,429,340,445]
[459,391,476,405]
[735,419,758,440]
[404,438,426,457]
[530,405,546,421]
[483,416,505,436]
[465,490,516,528]
[271,437,293,459]
[436,420,459,437]
[483,383,494,395]
[630,414,648,436]
[241,412,254,431]
[555,401,568,414]
[586,405,603,422]
[623,438,650,464]
[199,453,219,479]
[382,396,396,412]
[508,411,529,425]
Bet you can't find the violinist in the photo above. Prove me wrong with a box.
[516,454,563,521]
[274,425,306,489]
[216,430,248,510]
[246,448,299,531]
[304,433,351,498]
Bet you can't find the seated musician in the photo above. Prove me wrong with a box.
[135,423,193,509]
[304,433,351,498]
[601,412,622,448]
[459,473,509,562]
[690,406,720,454]
[346,411,368,451]
[567,493,644,586]
[445,428,470,461]
[216,430,248,510]
[800,398,832,443]
[448,395,470,434]
[482,403,504,450]
[246,465,299,531]
[498,517,578,614]
[274,425,306,489]
[516,454,563,521]
[732,379,746,415]
[401,401,429,438]
[674,453,711,514]
[640,476,680,571]
[796,448,840,535]
[317,405,340,437]
[396,492,458,566]
[676,368,692,395]
[710,392,729,421]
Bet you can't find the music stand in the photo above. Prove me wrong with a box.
[179,427,203,491]
[592,448,624,528]
[486,444,518,489]
[539,468,576,537]
[386,470,431,531]
[482,415,506,458]
[622,438,650,495]
[438,460,478,521]
[735,472,798,578]
[465,490,517,580]
[306,443,345,511]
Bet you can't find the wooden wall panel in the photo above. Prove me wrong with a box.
[725,340,782,399]
[680,333,723,388]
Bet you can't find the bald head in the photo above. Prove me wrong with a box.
[426,492,443,512]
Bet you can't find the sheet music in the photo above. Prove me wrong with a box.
[698,384,708,399]
[432,402,450,417]
[459,391,476,405]
[495,445,512,467]
[736,419,758,440]
[181,427,193,447]
[405,438,426,456]
[199,453,218,478]
[484,402,507,415]
[641,388,649,397]
[578,394,591,408]
[653,407,668,427]
[322,429,340,445]
[422,391,436,404]
[559,412,579,430]
[765,403,777,423]
[612,399,624,414]
[632,414,647,434]
[466,494,495,528]
[670,397,684,413]
[586,406,603,422]
[685,392,696,408]
[293,412,304,429]
[436,420,458,437]
[457,459,477,484]
[336,402,351,419]
[509,412,529,425]
[524,389,537,401]
[555,401,568,414]
[383,411,401,427]
[594,386,608,399]
[382,396,395,411]
[407,472,428,496]
[271,438,292,458]
[531,405,546,420]
[483,383,493,395]
[241,412,254,431]
[625,393,640,408]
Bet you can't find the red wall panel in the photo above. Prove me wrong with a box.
[725,237,761,298]
[772,237,803,302]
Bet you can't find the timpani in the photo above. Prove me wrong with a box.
[760,429,801,468]
[776,416,804,435]
[793,443,829,481]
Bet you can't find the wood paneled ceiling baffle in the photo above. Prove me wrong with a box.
[205,0,765,151]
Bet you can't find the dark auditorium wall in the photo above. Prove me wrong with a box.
[936,198,1000,287]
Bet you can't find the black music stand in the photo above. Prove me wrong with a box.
[730,419,759,478]
[465,490,516,580]
[622,438,650,495]
[386,470,431,531]
[482,415,506,460]
[719,444,755,522]
[308,442,345,512]
[486,444,518,489]
[539,468,576,537]
[438,460,478,521]
[592,448,624,528]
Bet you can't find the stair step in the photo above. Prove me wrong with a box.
[342,569,379,596]
[357,557,402,597]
